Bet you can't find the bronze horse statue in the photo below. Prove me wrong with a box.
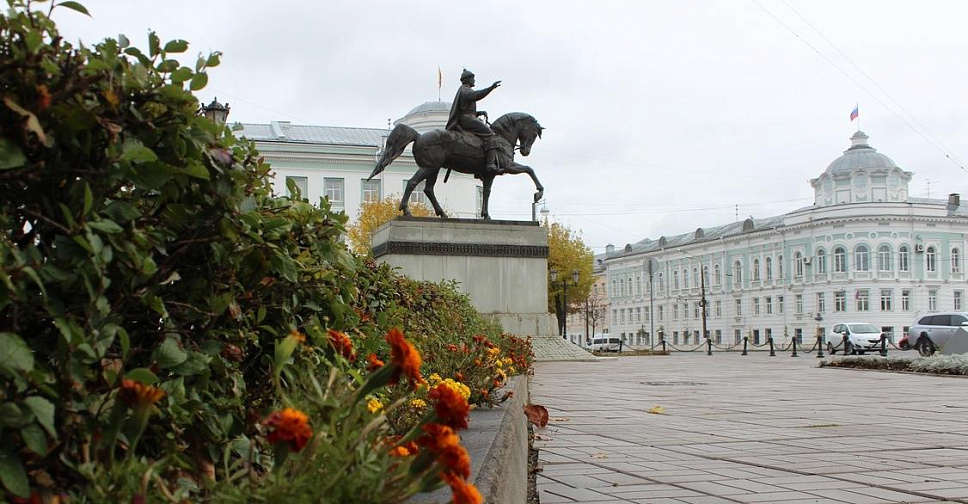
[367,112,544,219]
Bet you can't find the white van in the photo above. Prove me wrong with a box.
[588,337,623,352]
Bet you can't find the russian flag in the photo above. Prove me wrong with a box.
[850,105,859,121]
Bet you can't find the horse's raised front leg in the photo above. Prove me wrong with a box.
[481,175,495,220]
[502,162,544,203]
[422,169,447,218]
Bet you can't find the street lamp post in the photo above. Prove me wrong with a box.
[200,97,230,126]
[648,258,657,351]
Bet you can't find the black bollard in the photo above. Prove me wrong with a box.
[742,336,748,356]
[842,333,849,356]
[706,336,712,356]
[769,336,776,357]
[661,337,666,353]
[816,334,825,358]
[791,337,798,357]
[880,334,887,357]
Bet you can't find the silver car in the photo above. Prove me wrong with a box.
[908,312,968,356]
[826,323,885,355]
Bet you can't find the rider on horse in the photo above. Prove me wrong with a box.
[445,69,503,176]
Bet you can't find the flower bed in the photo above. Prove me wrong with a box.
[820,354,968,375]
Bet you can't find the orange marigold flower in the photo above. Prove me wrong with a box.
[289,329,306,344]
[386,328,425,387]
[429,383,470,430]
[447,344,459,352]
[418,424,470,478]
[442,473,482,504]
[264,408,313,452]
[454,371,464,382]
[328,329,356,362]
[366,353,384,371]
[118,379,165,408]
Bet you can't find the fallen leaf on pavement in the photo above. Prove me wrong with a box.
[648,406,666,415]
[524,404,549,428]
[550,417,570,422]
[592,452,609,459]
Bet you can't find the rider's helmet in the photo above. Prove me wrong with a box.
[460,68,475,84]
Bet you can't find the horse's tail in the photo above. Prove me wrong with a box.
[368,124,420,180]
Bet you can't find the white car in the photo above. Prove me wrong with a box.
[826,323,885,355]
[588,337,623,352]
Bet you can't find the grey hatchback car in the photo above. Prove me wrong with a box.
[907,312,968,356]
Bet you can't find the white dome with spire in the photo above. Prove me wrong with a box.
[810,131,912,207]
[394,100,451,134]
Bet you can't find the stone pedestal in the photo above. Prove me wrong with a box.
[372,217,552,337]
[372,217,596,361]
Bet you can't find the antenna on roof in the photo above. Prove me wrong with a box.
[387,118,391,131]
[735,204,739,222]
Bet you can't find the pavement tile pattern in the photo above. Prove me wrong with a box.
[531,354,968,503]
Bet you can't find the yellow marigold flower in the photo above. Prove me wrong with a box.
[367,398,383,414]
[289,329,306,344]
[442,378,471,400]
[486,347,501,358]
[496,369,507,382]
[428,373,443,385]
[411,399,427,409]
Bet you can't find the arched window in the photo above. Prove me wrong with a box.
[692,267,699,287]
[703,265,709,286]
[952,248,961,274]
[628,277,633,297]
[619,278,625,297]
[658,272,664,292]
[673,270,679,289]
[752,259,760,281]
[611,279,617,296]
[855,245,870,271]
[794,252,804,278]
[635,276,641,296]
[834,246,847,273]
[777,255,784,279]
[877,245,892,271]
[927,246,937,272]
[816,248,827,274]
[682,269,689,288]
[765,257,773,279]
[714,264,722,285]
[898,245,909,272]
[734,260,743,284]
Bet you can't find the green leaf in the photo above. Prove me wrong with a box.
[88,219,123,234]
[0,333,33,374]
[163,39,189,53]
[155,338,187,369]
[57,1,91,16]
[170,67,192,84]
[118,33,130,48]
[23,396,56,439]
[24,30,42,52]
[120,138,158,163]
[0,139,26,170]
[0,403,32,428]
[0,449,29,498]
[182,161,210,180]
[189,72,208,91]
[20,425,47,455]
[82,182,93,216]
[124,368,159,385]
[149,31,160,57]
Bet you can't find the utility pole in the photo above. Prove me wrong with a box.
[648,258,657,351]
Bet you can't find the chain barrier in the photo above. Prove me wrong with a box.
[658,333,899,357]
[664,340,707,353]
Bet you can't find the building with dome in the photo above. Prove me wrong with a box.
[236,101,483,223]
[603,131,968,349]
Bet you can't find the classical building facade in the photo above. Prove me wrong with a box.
[604,131,968,348]
[236,101,482,223]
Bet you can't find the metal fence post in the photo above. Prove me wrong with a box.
[768,336,776,357]
[791,337,798,357]
[742,336,748,356]
[816,334,825,358]
[706,336,712,356]
[842,333,849,355]
[880,334,887,357]
[661,336,666,353]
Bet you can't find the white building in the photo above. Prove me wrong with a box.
[237,101,482,223]
[604,131,968,348]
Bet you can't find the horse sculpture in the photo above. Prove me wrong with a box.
[367,112,544,219]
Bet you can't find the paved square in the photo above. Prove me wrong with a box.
[531,353,968,503]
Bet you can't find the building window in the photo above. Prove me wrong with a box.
[683,269,689,288]
[635,276,641,296]
[856,290,870,311]
[778,295,784,313]
[285,175,309,199]
[835,292,846,312]
[765,296,773,315]
[901,290,910,311]
[715,300,722,317]
[611,309,617,324]
[794,252,804,278]
[403,179,427,205]
[795,328,803,343]
[734,261,743,285]
[817,292,826,312]
[715,329,722,344]
[877,245,891,271]
[693,302,700,319]
[635,307,641,323]
[361,179,382,203]
[928,289,938,311]
[658,306,664,321]
[795,294,803,314]
[645,307,650,321]
[703,266,709,287]
[955,291,964,311]
[880,289,892,311]
[834,246,847,273]
[752,259,760,281]
[620,279,625,297]
[324,177,345,207]
[735,298,742,316]
[777,255,783,279]
[816,248,827,274]
[953,248,962,274]
[927,247,937,273]
[855,245,870,272]
[658,273,664,292]
[734,329,742,344]
[765,257,773,280]
[753,297,761,315]
[693,268,699,288]
[611,280,616,297]
[673,271,679,290]
[673,304,679,320]
[714,264,722,285]
[898,245,909,272]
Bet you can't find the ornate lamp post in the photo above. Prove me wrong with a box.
[200,97,230,126]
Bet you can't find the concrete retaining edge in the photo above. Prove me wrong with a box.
[411,374,530,503]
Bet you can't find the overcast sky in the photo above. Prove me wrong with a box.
[55,1,968,253]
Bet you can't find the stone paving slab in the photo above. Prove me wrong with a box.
[531,353,968,503]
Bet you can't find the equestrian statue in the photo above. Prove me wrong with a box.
[367,69,544,219]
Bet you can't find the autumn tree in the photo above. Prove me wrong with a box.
[346,196,432,254]
[546,221,594,335]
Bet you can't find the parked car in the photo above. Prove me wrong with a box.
[826,323,885,355]
[907,312,968,356]
[588,337,623,352]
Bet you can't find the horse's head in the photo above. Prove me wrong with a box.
[492,113,544,157]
